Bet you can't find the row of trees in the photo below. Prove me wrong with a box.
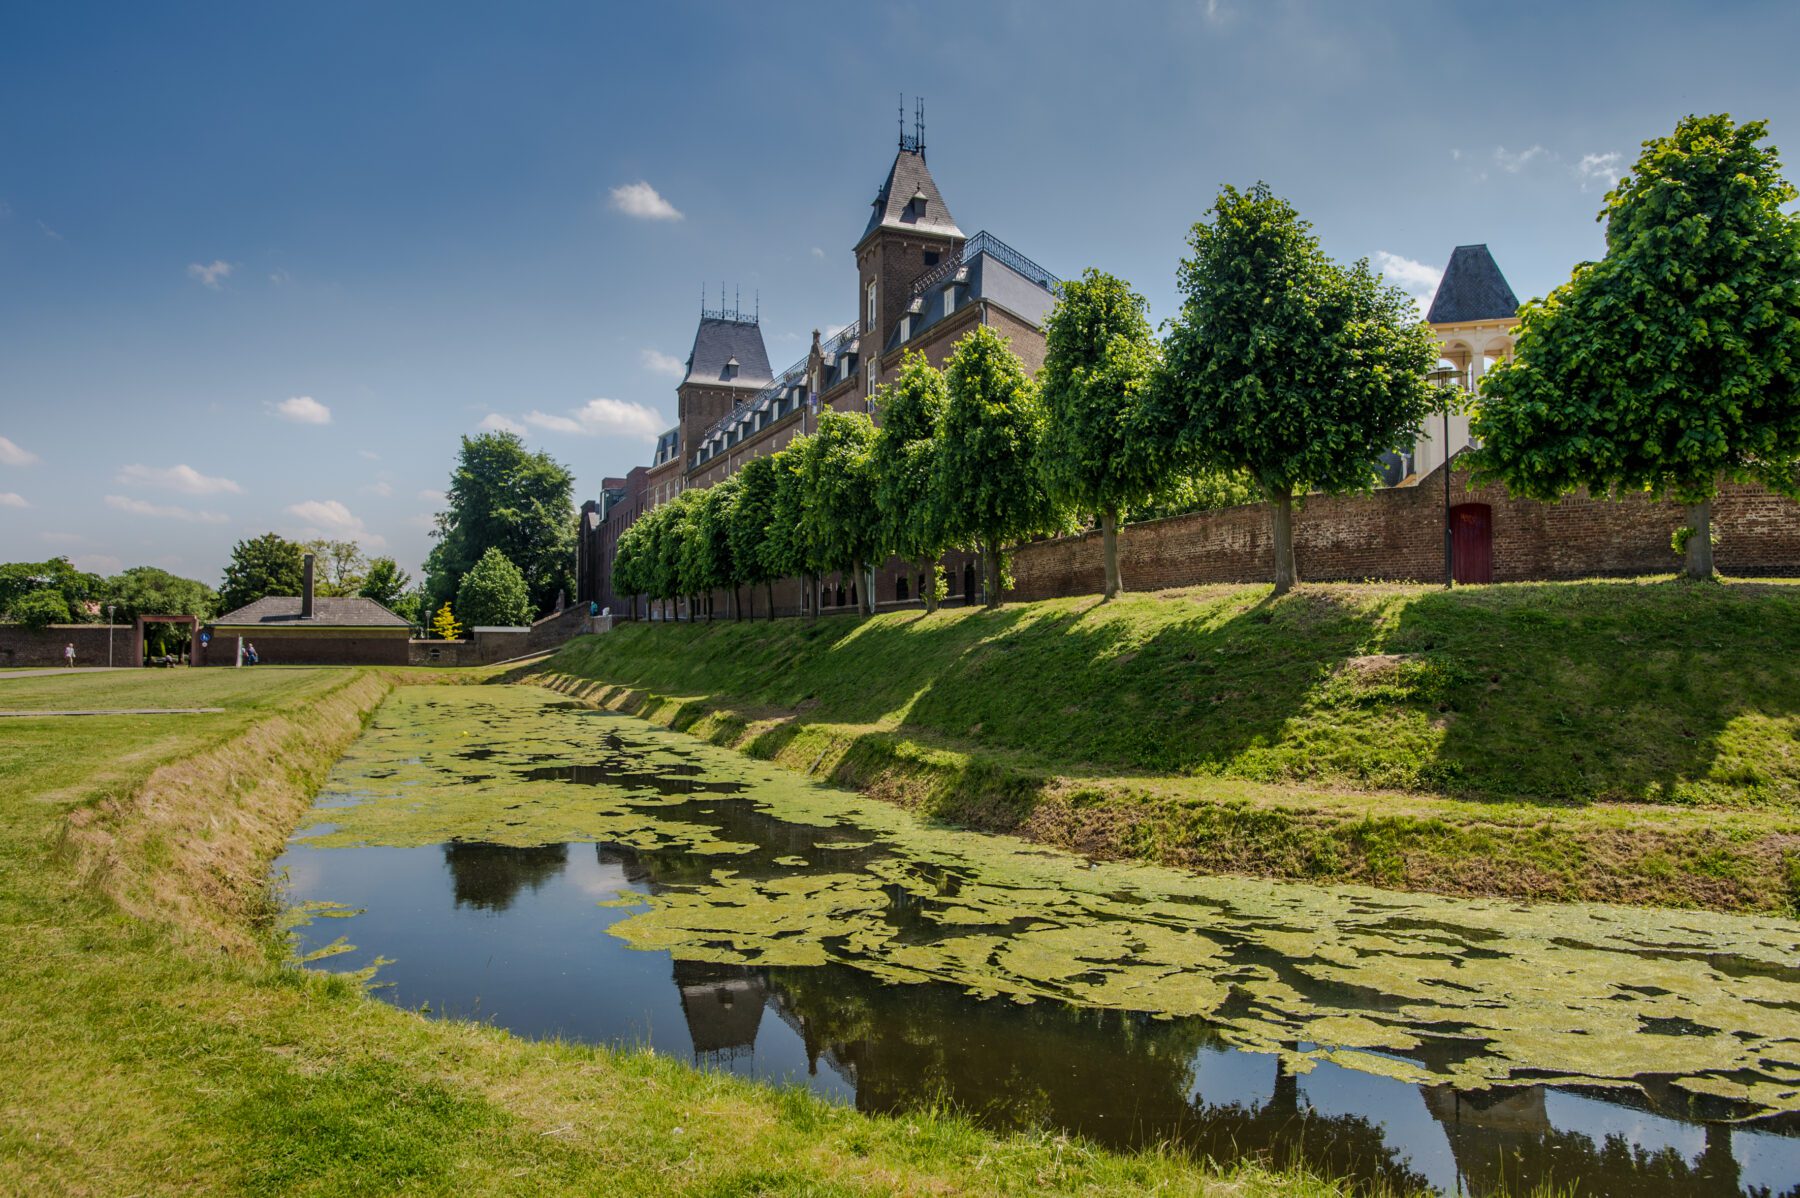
[612,184,1440,613]
[619,112,1800,606]
[0,559,216,652]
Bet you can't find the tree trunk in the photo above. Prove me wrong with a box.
[1101,508,1123,601]
[919,558,937,613]
[1271,488,1297,596]
[1684,499,1715,580]
[853,558,867,618]
[766,580,775,621]
[983,540,1003,609]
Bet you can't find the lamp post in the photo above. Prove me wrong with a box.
[1428,367,1462,589]
[106,605,115,667]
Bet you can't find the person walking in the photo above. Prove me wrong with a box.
[63,642,75,668]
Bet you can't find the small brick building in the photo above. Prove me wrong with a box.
[197,554,410,666]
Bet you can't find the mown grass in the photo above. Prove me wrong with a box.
[0,665,1400,1197]
[545,578,1800,912]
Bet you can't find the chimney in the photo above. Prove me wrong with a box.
[301,553,315,620]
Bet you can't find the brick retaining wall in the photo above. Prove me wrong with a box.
[0,623,133,668]
[1009,462,1800,599]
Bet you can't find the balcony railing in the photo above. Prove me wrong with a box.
[909,229,1060,297]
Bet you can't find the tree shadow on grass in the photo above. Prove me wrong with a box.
[1388,580,1800,807]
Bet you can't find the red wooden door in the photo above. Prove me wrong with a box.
[1451,503,1493,584]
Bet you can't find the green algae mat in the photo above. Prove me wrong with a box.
[300,684,1800,1118]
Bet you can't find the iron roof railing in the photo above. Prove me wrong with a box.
[909,229,1059,297]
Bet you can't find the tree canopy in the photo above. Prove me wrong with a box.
[425,432,575,616]
[1156,183,1438,593]
[358,558,414,610]
[300,540,368,596]
[1037,269,1165,599]
[872,351,950,607]
[1473,113,1800,579]
[801,412,881,613]
[218,533,305,613]
[455,547,533,627]
[933,326,1051,607]
[0,558,103,625]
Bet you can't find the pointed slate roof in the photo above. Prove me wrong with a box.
[1426,245,1520,324]
[860,147,962,244]
[682,317,773,388]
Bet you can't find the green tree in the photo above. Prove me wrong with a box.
[932,326,1052,608]
[357,557,414,610]
[456,547,534,627]
[681,475,739,619]
[101,567,216,654]
[802,411,881,616]
[1473,114,1800,580]
[218,533,305,613]
[1125,469,1260,522]
[1157,183,1438,595]
[11,588,73,629]
[300,539,367,596]
[763,439,814,616]
[390,586,426,627]
[611,516,649,620]
[431,602,462,641]
[728,453,782,620]
[872,351,951,612]
[1038,269,1167,600]
[424,432,575,616]
[0,558,102,623]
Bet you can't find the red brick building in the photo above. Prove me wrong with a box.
[577,112,1061,618]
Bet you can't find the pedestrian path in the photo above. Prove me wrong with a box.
[0,667,135,680]
[0,707,224,717]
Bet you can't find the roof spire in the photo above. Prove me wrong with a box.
[899,94,925,157]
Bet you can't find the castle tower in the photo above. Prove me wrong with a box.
[676,292,772,470]
[852,99,964,402]
[1415,244,1520,476]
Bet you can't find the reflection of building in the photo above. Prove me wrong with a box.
[672,960,766,1063]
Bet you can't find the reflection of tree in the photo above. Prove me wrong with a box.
[442,841,568,912]
[1423,1086,1790,1198]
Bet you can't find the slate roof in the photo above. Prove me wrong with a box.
[884,241,1059,354]
[653,427,680,466]
[860,147,962,244]
[683,317,772,387]
[1426,245,1519,324]
[212,596,410,628]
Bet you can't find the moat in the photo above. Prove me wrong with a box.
[277,686,1800,1197]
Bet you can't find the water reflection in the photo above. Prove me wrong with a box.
[280,834,1800,1198]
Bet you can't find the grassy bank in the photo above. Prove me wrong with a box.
[0,666,1374,1197]
[544,578,1800,913]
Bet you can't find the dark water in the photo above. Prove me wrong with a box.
[279,802,1800,1198]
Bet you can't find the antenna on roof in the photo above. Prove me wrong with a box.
[899,94,925,156]
[754,289,760,322]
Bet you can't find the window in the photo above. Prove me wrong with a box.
[924,250,939,267]
[896,577,909,602]
[944,286,957,316]
[866,281,877,326]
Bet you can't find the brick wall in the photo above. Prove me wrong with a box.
[0,623,132,668]
[1009,462,1800,599]
[195,628,411,666]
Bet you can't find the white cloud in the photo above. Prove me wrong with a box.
[417,489,446,503]
[0,435,39,466]
[517,397,664,441]
[268,268,292,286]
[73,553,122,574]
[1578,151,1625,190]
[115,462,243,496]
[609,180,683,222]
[1371,251,1444,318]
[285,498,385,548]
[38,220,62,241]
[810,246,827,260]
[1493,145,1548,173]
[479,413,526,435]
[187,259,235,289]
[641,348,686,378]
[273,395,332,425]
[104,494,228,524]
[0,492,28,508]
[361,480,394,498]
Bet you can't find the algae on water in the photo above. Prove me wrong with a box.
[297,685,1800,1116]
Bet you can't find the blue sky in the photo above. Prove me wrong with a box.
[3,1,1797,585]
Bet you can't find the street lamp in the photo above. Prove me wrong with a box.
[106,604,115,667]
[1428,367,1464,589]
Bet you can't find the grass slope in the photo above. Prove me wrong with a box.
[0,666,1370,1197]
[545,579,1800,913]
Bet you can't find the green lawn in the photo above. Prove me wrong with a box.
[0,666,1381,1197]
[546,578,1800,912]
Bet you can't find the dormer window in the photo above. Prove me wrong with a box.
[723,356,739,381]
